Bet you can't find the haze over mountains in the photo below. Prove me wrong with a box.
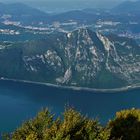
[0,0,140,13]
[0,0,127,12]
[0,1,140,25]
[0,2,50,24]
[112,0,140,13]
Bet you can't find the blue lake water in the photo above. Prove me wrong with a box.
[0,80,140,133]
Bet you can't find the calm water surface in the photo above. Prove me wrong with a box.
[0,80,140,132]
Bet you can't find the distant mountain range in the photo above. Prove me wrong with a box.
[112,1,140,14]
[0,2,99,24]
[0,28,140,89]
[50,10,99,23]
[0,2,140,25]
[0,2,47,16]
[0,2,50,24]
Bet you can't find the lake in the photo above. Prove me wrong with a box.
[0,80,140,133]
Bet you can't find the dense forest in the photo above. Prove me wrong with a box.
[3,108,140,140]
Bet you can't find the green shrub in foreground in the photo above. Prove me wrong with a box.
[4,108,109,140]
[109,108,140,140]
[3,108,140,140]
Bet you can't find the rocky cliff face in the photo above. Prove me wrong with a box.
[0,28,140,89]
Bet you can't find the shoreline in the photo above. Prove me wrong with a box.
[0,78,140,93]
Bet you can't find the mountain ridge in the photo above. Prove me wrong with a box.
[0,28,140,89]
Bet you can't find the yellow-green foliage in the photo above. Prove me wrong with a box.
[4,108,140,140]
[44,108,109,140]
[12,108,54,140]
[109,108,140,140]
[5,108,109,140]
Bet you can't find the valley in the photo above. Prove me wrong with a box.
[1,1,140,137]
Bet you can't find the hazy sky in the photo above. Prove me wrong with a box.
[0,0,137,13]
